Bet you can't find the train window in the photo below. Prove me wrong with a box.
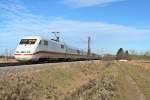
[29,39,37,44]
[20,39,37,45]
[44,40,48,45]
[39,40,41,45]
[77,50,80,54]
[61,44,64,49]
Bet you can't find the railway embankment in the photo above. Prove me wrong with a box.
[0,60,149,100]
[0,60,111,100]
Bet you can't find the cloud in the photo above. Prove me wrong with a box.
[3,14,150,51]
[63,0,124,8]
[0,0,26,15]
[7,17,150,39]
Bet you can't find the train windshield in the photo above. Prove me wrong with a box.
[20,39,37,45]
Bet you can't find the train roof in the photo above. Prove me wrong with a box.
[21,36,85,51]
[21,36,45,40]
[21,36,57,41]
[21,36,66,45]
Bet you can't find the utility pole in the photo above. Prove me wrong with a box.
[87,36,91,56]
[5,48,8,63]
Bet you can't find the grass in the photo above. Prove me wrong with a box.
[64,62,123,100]
[34,67,75,93]
[37,61,107,93]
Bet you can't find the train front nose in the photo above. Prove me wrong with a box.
[15,49,34,62]
[15,53,33,62]
[15,38,38,62]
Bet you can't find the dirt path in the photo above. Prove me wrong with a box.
[124,75,145,100]
[118,63,145,100]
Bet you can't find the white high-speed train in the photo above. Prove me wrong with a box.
[15,36,100,62]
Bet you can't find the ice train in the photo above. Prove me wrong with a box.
[15,36,100,62]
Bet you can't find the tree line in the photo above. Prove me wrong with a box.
[116,48,131,60]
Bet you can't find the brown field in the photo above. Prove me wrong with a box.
[0,58,17,63]
[0,60,149,100]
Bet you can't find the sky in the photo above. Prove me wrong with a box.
[0,0,150,54]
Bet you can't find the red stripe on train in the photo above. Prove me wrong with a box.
[15,51,84,56]
[24,54,33,55]
[15,54,33,56]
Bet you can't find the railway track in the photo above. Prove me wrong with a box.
[0,61,57,67]
[0,60,99,74]
[0,62,25,67]
[0,61,72,73]
[0,61,63,67]
[0,60,91,67]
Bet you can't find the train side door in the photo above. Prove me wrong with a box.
[37,40,48,51]
[43,40,48,51]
